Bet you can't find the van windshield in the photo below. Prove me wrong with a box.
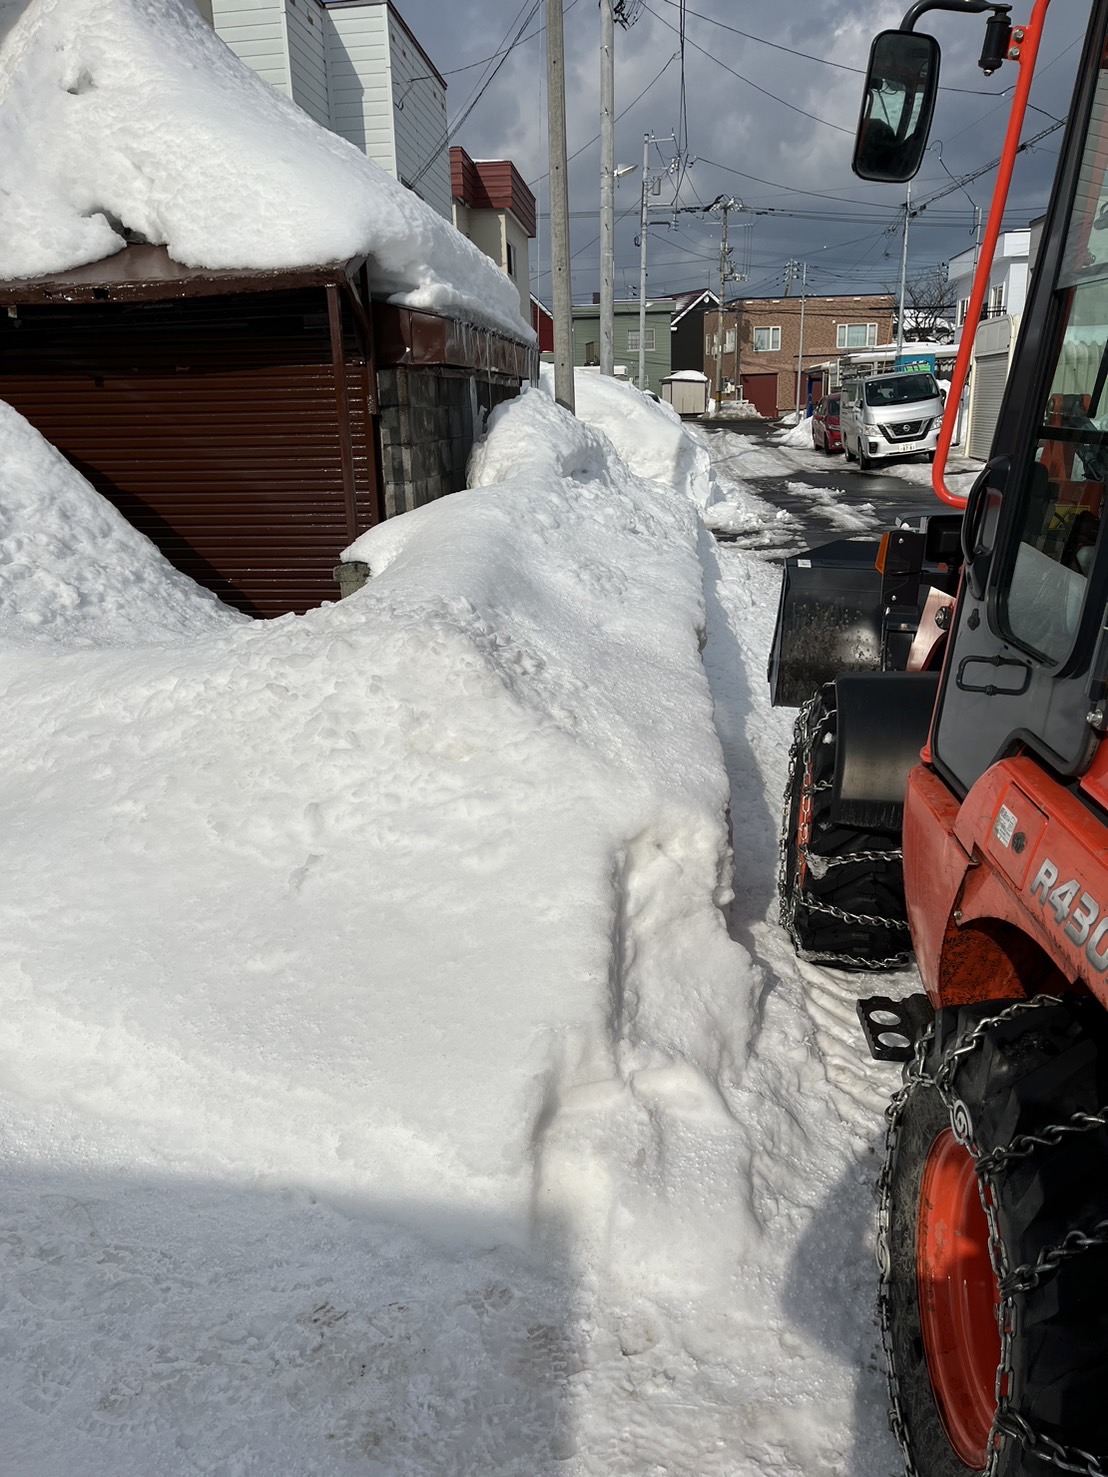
[863,373,939,406]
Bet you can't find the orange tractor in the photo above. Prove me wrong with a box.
[769,2,1108,1471]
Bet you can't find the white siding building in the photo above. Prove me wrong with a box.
[203,0,452,220]
[948,228,1038,460]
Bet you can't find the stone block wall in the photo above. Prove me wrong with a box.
[376,366,521,518]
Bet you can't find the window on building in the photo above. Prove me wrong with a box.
[836,322,878,349]
[724,329,736,353]
[628,329,655,352]
[957,298,969,326]
[989,282,1006,315]
[506,241,517,278]
[584,340,599,366]
[754,326,781,352]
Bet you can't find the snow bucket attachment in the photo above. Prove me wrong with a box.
[767,538,884,708]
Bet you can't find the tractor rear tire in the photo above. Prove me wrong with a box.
[779,684,911,970]
[880,996,1108,1475]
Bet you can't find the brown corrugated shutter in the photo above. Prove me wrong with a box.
[0,289,378,618]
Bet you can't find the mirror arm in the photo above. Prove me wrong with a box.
[899,0,1010,33]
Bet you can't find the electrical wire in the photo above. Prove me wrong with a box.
[640,0,854,135]
[411,0,543,187]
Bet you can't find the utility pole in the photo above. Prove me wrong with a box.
[793,261,808,417]
[896,181,912,357]
[637,130,650,391]
[546,0,574,413]
[712,198,740,410]
[599,0,616,377]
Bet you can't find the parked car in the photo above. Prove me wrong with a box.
[839,371,944,470]
[812,397,842,453]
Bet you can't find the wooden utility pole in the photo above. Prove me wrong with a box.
[547,0,574,413]
[793,261,808,417]
[600,0,615,377]
[637,131,650,391]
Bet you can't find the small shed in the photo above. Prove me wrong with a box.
[660,371,710,418]
[0,246,535,618]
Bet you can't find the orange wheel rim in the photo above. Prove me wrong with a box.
[917,1127,1000,1467]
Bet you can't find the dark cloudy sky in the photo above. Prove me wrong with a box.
[395,0,1084,306]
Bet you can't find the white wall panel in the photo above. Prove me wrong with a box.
[286,0,330,127]
[210,0,291,94]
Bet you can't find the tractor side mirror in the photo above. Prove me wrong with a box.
[853,30,941,183]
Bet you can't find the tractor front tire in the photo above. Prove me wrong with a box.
[880,996,1108,1475]
[779,684,911,970]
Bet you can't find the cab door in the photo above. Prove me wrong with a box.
[931,21,1108,795]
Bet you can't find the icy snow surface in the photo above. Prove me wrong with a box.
[0,0,531,340]
[0,373,917,1474]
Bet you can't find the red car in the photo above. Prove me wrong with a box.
[812,396,842,453]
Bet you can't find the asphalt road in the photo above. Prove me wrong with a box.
[697,416,977,560]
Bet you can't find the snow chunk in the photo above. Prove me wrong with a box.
[0,0,532,341]
[774,415,816,449]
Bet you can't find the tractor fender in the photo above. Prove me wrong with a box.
[831,671,941,832]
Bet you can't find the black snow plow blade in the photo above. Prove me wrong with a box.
[767,538,884,708]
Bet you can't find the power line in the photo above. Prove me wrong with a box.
[641,0,854,135]
[651,0,1014,97]
[528,52,679,187]
[411,0,543,187]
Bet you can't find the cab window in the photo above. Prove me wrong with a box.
[999,59,1108,664]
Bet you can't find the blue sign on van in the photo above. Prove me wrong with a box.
[896,352,936,374]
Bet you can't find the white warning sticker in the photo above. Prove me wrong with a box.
[994,804,1017,848]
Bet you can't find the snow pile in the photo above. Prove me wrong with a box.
[0,375,764,1472]
[0,401,242,647]
[774,414,816,449]
[0,0,531,340]
[507,366,717,509]
[712,397,763,420]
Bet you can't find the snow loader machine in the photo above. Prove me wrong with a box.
[767,3,1108,1473]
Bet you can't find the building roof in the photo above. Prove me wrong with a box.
[670,288,719,325]
[450,148,536,239]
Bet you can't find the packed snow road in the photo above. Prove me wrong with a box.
[697,419,980,558]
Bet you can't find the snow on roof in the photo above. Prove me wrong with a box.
[663,369,710,382]
[0,0,532,342]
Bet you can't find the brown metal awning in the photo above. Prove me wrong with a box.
[0,244,367,305]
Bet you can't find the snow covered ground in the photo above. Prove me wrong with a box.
[0,369,933,1475]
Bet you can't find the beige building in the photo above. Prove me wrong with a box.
[449,149,535,321]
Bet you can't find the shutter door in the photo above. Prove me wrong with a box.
[743,373,778,418]
[969,352,1009,461]
[0,292,378,619]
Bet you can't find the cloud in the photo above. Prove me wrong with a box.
[386,0,1076,302]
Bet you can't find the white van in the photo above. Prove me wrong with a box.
[839,370,944,470]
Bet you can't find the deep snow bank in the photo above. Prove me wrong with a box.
[0,0,530,340]
[527,368,716,508]
[0,376,749,1471]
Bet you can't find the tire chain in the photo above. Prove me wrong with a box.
[778,691,912,970]
[875,996,1108,1476]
